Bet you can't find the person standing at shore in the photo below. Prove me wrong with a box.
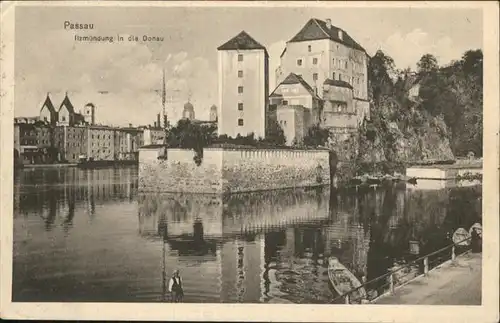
[168,269,184,302]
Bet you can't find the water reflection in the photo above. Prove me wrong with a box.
[13,168,482,303]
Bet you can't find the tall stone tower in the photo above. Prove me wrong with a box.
[217,31,269,138]
[81,103,96,125]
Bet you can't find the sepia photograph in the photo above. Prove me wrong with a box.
[1,1,498,322]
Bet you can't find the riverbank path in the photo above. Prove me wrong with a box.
[372,252,482,305]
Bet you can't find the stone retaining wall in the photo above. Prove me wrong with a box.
[138,147,330,193]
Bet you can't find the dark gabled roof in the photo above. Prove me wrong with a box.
[58,94,76,113]
[323,78,353,89]
[271,73,320,99]
[270,92,283,97]
[217,31,268,55]
[40,94,56,114]
[289,18,366,53]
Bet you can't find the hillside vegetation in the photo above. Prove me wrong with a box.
[330,49,483,175]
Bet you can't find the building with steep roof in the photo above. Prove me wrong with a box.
[269,73,322,144]
[57,93,85,126]
[217,31,269,138]
[271,18,370,142]
[39,94,58,126]
[276,18,369,102]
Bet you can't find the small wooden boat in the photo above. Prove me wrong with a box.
[328,257,367,302]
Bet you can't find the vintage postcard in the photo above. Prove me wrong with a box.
[1,1,498,322]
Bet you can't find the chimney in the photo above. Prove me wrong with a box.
[129,123,132,128]
[326,18,332,29]
[154,121,157,128]
[157,113,161,128]
[338,29,343,40]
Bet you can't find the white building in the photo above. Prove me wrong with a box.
[217,31,269,138]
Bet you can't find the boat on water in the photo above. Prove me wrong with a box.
[328,257,367,302]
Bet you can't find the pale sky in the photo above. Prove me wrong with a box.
[15,5,482,126]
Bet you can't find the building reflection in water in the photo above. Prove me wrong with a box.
[137,182,482,303]
[15,167,137,230]
[13,166,482,303]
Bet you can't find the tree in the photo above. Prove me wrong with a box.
[368,50,396,104]
[166,119,217,165]
[417,54,438,74]
[263,120,286,145]
[303,124,330,147]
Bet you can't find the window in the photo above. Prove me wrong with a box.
[238,103,243,111]
[238,54,243,61]
[238,118,244,126]
[332,72,336,79]
[238,70,243,78]
[308,45,311,52]
[339,74,342,81]
[62,116,66,121]
[238,86,243,94]
[313,57,318,65]
[345,61,348,69]
[297,59,303,66]
[284,120,287,126]
[282,88,289,93]
[313,73,318,81]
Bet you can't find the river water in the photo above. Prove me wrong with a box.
[12,167,482,303]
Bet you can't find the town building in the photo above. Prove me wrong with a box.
[217,31,269,139]
[272,18,370,143]
[269,72,322,144]
[86,126,115,161]
[54,125,87,162]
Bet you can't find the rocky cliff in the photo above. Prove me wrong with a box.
[329,98,455,178]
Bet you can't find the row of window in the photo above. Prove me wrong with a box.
[297,57,319,66]
[295,56,362,72]
[92,134,112,139]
